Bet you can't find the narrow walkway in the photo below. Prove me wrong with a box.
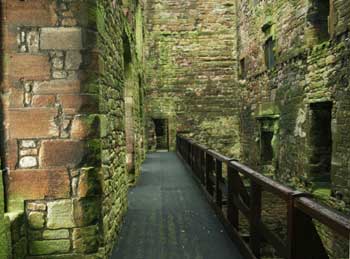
[111,152,243,259]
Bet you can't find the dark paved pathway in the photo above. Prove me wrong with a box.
[111,152,243,259]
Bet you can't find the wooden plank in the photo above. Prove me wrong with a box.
[249,181,262,258]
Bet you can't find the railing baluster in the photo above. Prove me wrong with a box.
[288,195,329,259]
[215,159,223,208]
[227,165,239,229]
[205,153,215,196]
[249,180,262,258]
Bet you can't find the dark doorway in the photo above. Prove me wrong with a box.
[261,131,274,164]
[153,119,169,150]
[309,102,332,182]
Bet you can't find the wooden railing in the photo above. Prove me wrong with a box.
[176,135,350,259]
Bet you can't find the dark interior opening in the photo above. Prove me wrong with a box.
[153,119,169,150]
[239,58,246,79]
[261,131,274,164]
[264,37,275,69]
[123,32,132,67]
[308,0,330,42]
[309,102,332,182]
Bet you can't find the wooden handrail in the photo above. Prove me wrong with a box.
[176,134,350,259]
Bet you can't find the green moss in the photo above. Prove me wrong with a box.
[83,139,101,167]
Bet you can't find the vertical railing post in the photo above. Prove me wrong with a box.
[200,149,205,184]
[215,160,223,208]
[249,180,262,258]
[205,153,214,196]
[227,164,239,229]
[287,193,328,259]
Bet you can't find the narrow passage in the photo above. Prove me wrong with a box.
[111,152,243,259]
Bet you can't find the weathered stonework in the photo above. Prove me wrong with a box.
[144,0,241,156]
[1,0,349,258]
[2,0,146,258]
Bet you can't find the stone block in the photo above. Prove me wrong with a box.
[9,86,25,108]
[8,170,70,211]
[32,80,81,95]
[21,140,37,148]
[28,212,45,230]
[19,156,37,168]
[40,28,83,50]
[29,240,70,255]
[71,115,100,140]
[27,202,46,211]
[39,140,85,168]
[20,148,38,157]
[8,54,51,81]
[77,167,102,197]
[59,94,99,114]
[32,95,56,107]
[7,140,18,170]
[66,51,82,70]
[7,0,57,26]
[8,109,59,139]
[43,230,70,240]
[47,200,75,229]
[73,197,100,227]
[72,225,99,253]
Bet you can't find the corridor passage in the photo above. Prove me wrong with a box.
[111,152,243,259]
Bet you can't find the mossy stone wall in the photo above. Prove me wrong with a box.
[144,0,241,157]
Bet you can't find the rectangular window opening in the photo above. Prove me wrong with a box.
[239,58,246,79]
[308,0,330,42]
[264,37,275,69]
[309,102,332,182]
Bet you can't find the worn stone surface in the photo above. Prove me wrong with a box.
[8,109,59,139]
[8,169,70,211]
[39,140,85,168]
[40,28,82,50]
[28,212,45,230]
[145,0,240,156]
[47,200,75,229]
[29,240,71,255]
[43,230,70,240]
[72,225,99,253]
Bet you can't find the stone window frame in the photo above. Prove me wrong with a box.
[306,0,335,45]
[262,21,276,70]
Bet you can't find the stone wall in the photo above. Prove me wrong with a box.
[97,0,146,256]
[237,0,350,207]
[1,0,145,258]
[144,0,241,156]
[237,1,349,257]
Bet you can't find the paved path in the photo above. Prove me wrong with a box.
[111,152,243,259]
